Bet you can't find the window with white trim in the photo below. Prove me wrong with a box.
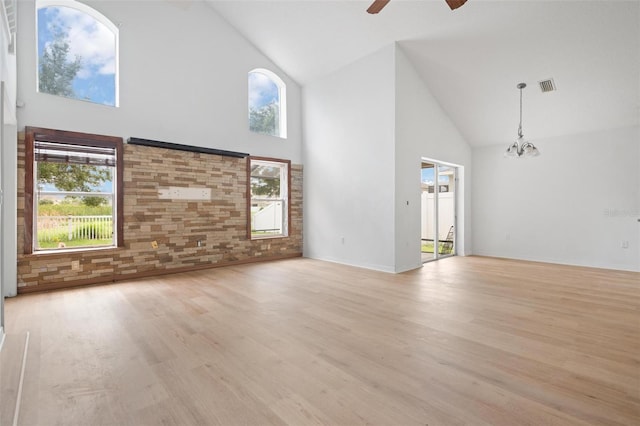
[36,0,119,106]
[25,127,123,253]
[248,158,290,239]
[248,69,287,138]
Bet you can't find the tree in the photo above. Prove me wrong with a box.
[39,25,82,97]
[37,163,111,206]
[249,102,279,136]
[37,28,106,207]
[250,165,281,198]
[38,163,110,192]
[82,196,108,207]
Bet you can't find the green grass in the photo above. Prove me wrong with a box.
[38,203,111,216]
[421,242,434,253]
[422,241,453,255]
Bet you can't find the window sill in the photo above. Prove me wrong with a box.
[26,245,120,258]
[250,234,288,241]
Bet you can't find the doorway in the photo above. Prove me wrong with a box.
[421,161,456,263]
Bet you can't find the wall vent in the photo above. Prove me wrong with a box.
[538,79,556,93]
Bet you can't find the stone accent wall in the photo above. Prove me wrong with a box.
[16,134,303,291]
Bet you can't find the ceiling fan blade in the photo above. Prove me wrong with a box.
[445,0,468,10]
[367,0,391,14]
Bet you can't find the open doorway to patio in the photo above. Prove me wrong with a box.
[421,160,456,263]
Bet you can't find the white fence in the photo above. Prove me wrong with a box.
[421,192,454,241]
[37,215,113,242]
[251,200,284,235]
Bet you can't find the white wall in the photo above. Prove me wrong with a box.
[303,45,397,272]
[303,45,472,273]
[394,46,472,272]
[16,0,302,163]
[472,126,640,272]
[1,0,18,315]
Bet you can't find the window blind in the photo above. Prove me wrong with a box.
[34,141,116,167]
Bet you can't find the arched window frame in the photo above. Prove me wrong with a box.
[36,0,120,107]
[248,68,287,139]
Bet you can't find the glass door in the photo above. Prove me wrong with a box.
[421,162,436,262]
[436,165,455,259]
[421,161,456,263]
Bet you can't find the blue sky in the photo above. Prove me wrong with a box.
[421,168,450,184]
[38,6,116,106]
[249,71,279,110]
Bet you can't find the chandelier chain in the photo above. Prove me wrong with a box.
[518,85,524,139]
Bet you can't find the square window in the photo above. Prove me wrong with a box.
[25,127,124,253]
[248,158,290,239]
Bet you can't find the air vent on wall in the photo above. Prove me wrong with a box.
[538,79,556,93]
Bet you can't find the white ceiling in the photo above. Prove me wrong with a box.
[205,0,640,146]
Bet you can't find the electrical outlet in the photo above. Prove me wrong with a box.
[71,260,80,271]
[151,240,158,249]
[622,240,629,249]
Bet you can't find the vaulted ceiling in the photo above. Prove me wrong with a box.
[206,0,640,146]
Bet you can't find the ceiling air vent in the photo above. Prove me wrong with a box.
[538,79,556,93]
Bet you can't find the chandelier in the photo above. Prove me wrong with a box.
[505,83,540,158]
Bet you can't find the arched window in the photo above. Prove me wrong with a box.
[36,0,119,107]
[248,68,287,138]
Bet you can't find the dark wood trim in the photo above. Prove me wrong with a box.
[20,247,120,260]
[127,137,249,158]
[17,253,303,294]
[115,137,124,248]
[23,126,125,253]
[287,160,292,237]
[247,156,293,240]
[250,156,292,164]
[29,126,122,147]
[246,157,252,240]
[24,130,34,254]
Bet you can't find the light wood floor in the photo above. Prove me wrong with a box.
[1,256,639,425]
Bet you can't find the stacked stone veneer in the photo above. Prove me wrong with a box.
[16,134,303,291]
